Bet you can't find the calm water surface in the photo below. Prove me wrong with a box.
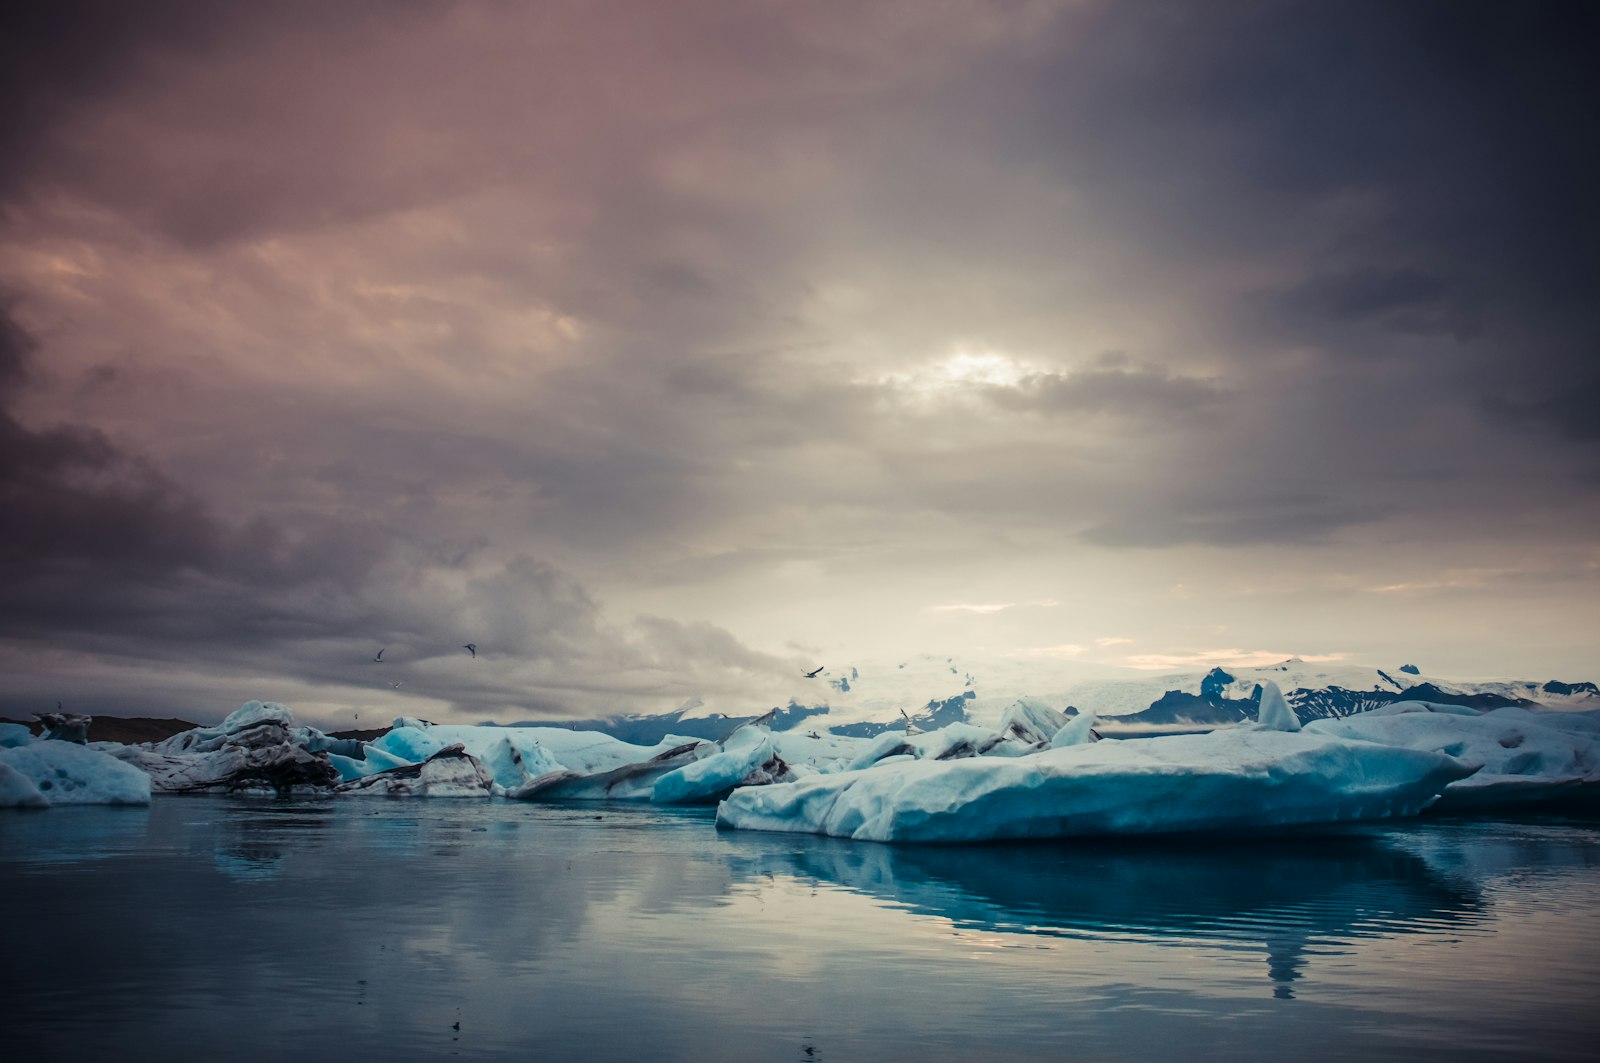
[4,797,1598,1061]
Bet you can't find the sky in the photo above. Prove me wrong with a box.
[2,0,1596,727]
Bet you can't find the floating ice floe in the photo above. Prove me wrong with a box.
[716,684,1478,842]
[1305,703,1600,810]
[0,733,152,807]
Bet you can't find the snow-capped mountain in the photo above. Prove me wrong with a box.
[519,653,1599,738]
[1089,660,1600,728]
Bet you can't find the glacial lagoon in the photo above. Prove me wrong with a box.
[5,797,1598,1061]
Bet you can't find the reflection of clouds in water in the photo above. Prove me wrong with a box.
[785,833,1489,998]
[1391,815,1600,885]
[7,799,1600,1060]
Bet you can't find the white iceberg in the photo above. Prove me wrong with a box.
[0,737,152,807]
[1051,710,1100,749]
[716,724,1476,843]
[995,699,1070,746]
[1305,703,1600,810]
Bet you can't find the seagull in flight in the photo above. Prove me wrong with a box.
[803,666,824,678]
[389,681,404,690]
[373,648,385,662]
[463,644,477,658]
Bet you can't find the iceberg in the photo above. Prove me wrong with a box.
[994,698,1069,746]
[333,744,496,797]
[716,694,1477,843]
[36,712,92,743]
[1305,703,1600,810]
[650,728,799,805]
[0,735,152,807]
[1051,710,1100,748]
[505,740,708,800]
[103,700,339,794]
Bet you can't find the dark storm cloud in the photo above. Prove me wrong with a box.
[0,303,226,579]
[0,304,381,634]
[993,0,1598,410]
[0,305,793,721]
[1481,362,1600,443]
[2,3,356,188]
[0,0,429,241]
[1258,267,1481,344]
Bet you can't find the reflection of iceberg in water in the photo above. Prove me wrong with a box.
[787,834,1487,998]
[211,845,285,881]
[209,803,339,879]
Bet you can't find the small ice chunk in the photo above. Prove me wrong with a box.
[37,713,91,744]
[1254,681,1301,732]
[1051,711,1100,748]
[996,699,1068,746]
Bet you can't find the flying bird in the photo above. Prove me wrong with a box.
[463,644,477,658]
[803,666,824,678]
[389,681,404,689]
[373,648,385,662]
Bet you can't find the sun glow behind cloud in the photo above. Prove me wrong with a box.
[927,598,1059,614]
[879,349,1036,400]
